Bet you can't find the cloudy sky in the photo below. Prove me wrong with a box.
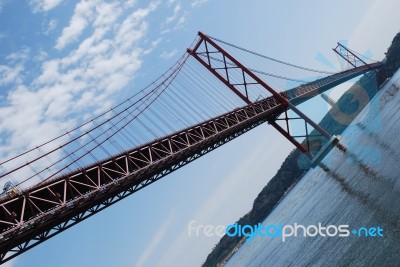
[0,0,399,266]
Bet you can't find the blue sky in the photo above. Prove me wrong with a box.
[0,0,399,266]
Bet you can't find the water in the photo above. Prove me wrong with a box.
[226,70,400,267]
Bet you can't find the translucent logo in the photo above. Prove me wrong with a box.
[187,220,384,242]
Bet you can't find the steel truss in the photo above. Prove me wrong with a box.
[333,42,386,81]
[0,37,382,263]
[188,32,381,157]
[333,42,370,68]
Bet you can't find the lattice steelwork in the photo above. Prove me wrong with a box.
[188,32,382,156]
[0,34,382,264]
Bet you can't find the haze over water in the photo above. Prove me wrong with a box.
[226,70,400,267]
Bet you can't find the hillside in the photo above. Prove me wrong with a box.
[378,32,400,86]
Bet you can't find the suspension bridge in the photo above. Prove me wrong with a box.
[0,32,382,263]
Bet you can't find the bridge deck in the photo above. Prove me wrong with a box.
[0,62,381,262]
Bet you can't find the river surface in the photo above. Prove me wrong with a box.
[225,69,400,267]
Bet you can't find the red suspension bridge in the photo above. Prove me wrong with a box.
[0,32,382,263]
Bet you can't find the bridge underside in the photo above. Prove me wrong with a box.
[0,46,381,262]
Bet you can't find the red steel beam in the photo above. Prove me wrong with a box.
[189,32,332,149]
[194,32,290,105]
[187,48,252,105]
[333,43,386,81]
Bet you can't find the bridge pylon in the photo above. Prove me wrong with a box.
[333,42,386,82]
[188,32,337,160]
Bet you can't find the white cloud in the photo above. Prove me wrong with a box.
[174,14,186,30]
[165,3,181,24]
[191,0,208,8]
[34,50,48,62]
[124,0,137,8]
[55,0,99,50]
[93,1,121,27]
[134,209,178,267]
[161,3,186,33]
[160,49,177,59]
[143,38,162,55]
[43,19,57,35]
[0,1,161,185]
[6,47,30,62]
[29,0,62,13]
[0,65,23,86]
[114,1,159,52]
[35,59,60,84]
[161,28,171,35]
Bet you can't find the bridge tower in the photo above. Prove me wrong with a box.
[188,32,338,160]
